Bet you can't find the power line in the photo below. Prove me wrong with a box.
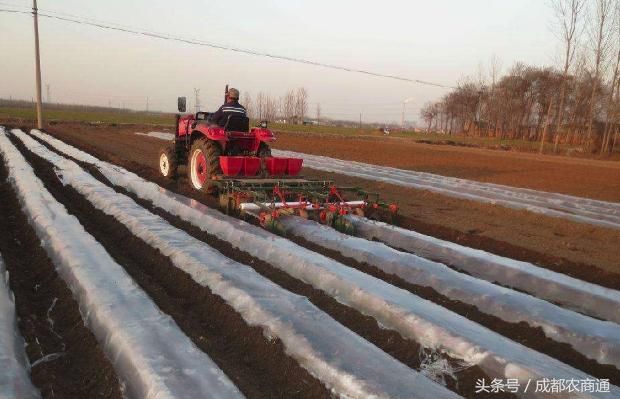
[0,7,456,89]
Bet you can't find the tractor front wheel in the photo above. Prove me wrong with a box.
[158,145,177,179]
[188,138,221,193]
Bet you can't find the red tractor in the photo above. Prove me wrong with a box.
[158,92,276,192]
[158,86,397,232]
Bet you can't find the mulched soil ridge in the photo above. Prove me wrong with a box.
[0,143,123,398]
[11,133,331,399]
[29,130,515,398]
[34,129,620,385]
[35,128,620,389]
[395,212,620,291]
[286,231,620,386]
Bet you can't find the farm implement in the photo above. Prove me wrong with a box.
[158,87,397,232]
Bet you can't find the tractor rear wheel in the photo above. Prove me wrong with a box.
[188,138,222,193]
[158,145,177,179]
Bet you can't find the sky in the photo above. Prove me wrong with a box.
[0,0,562,124]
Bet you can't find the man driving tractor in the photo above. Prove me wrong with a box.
[210,88,247,127]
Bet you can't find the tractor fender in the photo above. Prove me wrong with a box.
[192,124,227,141]
[251,127,276,142]
[188,130,224,153]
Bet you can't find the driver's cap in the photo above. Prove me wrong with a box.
[228,88,240,99]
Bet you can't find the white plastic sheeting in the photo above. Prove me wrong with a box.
[32,129,620,398]
[16,132,459,399]
[0,253,40,399]
[135,132,175,141]
[278,216,620,368]
[347,215,620,324]
[273,149,620,230]
[0,131,244,399]
[128,132,620,230]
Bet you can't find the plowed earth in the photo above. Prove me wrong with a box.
[42,122,620,281]
[2,119,619,397]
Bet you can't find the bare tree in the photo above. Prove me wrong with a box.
[295,87,308,124]
[420,102,440,132]
[243,91,254,120]
[586,0,615,146]
[255,92,266,121]
[282,89,296,123]
[550,0,585,150]
[487,54,503,136]
[489,54,503,88]
[263,95,278,121]
[540,97,555,153]
[602,2,620,152]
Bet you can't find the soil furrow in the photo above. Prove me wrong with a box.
[9,133,332,399]
[0,153,123,399]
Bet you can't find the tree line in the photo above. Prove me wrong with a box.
[242,88,310,124]
[420,0,620,154]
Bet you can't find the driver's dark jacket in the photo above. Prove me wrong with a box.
[210,101,247,127]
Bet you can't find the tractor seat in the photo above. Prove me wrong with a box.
[224,114,250,132]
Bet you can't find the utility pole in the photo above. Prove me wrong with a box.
[46,84,50,103]
[32,0,44,129]
[146,96,149,112]
[359,112,362,129]
[194,88,201,113]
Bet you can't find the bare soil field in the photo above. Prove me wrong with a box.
[4,121,620,397]
[273,132,620,202]
[37,121,620,280]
